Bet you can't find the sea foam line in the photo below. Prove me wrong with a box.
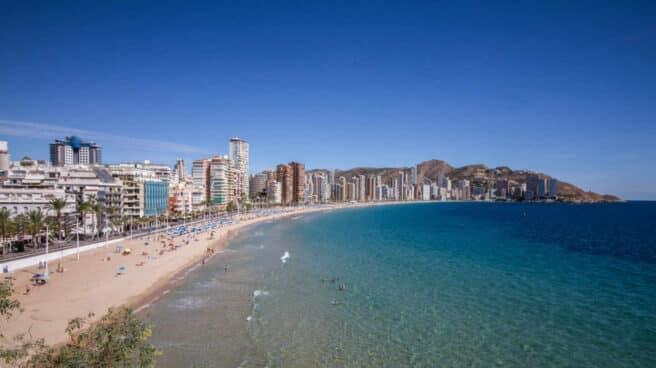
[253,289,270,298]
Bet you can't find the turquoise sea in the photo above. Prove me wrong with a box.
[144,202,656,367]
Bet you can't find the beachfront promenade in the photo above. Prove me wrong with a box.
[0,214,238,272]
[0,208,269,264]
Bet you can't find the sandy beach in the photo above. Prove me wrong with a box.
[0,202,395,346]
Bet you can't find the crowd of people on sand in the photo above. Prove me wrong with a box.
[12,216,235,290]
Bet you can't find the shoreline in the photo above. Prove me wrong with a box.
[1,201,412,346]
[130,228,238,315]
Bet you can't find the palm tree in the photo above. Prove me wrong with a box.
[46,198,67,240]
[91,201,103,239]
[13,213,27,234]
[111,215,124,235]
[105,207,116,236]
[77,199,92,239]
[26,209,45,248]
[0,208,10,240]
[0,208,11,255]
[82,195,103,239]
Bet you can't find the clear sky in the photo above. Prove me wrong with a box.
[1,1,654,199]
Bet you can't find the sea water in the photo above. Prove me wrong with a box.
[144,202,656,367]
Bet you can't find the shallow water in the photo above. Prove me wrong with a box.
[144,202,656,367]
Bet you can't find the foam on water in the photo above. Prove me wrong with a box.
[173,296,209,310]
[253,290,269,298]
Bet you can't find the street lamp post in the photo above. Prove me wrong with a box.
[44,224,49,277]
[76,219,80,261]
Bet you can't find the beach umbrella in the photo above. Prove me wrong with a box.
[118,266,127,274]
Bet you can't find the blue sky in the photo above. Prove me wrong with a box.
[0,1,654,199]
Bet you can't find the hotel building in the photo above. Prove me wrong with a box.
[50,136,102,166]
[209,156,232,208]
[229,137,249,200]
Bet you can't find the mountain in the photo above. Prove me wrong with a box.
[310,159,621,202]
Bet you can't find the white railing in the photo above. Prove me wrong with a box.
[1,236,126,273]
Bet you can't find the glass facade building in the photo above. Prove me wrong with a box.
[144,181,168,217]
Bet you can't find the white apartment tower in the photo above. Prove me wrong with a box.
[0,141,9,173]
[229,137,249,200]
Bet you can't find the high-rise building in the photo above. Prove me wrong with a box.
[327,170,335,187]
[0,141,9,174]
[276,164,293,205]
[525,174,540,200]
[392,178,399,200]
[311,174,325,202]
[338,176,346,201]
[375,175,382,201]
[366,176,375,201]
[308,173,329,203]
[537,178,548,199]
[458,179,471,201]
[496,179,510,198]
[328,170,336,200]
[173,159,186,180]
[422,184,431,200]
[50,136,102,166]
[250,172,268,197]
[209,156,232,207]
[144,181,169,216]
[267,180,281,204]
[357,174,365,201]
[229,137,249,200]
[549,178,559,198]
[290,162,305,204]
[276,162,305,205]
[348,181,356,201]
[351,176,359,201]
[109,162,163,218]
[192,158,211,203]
